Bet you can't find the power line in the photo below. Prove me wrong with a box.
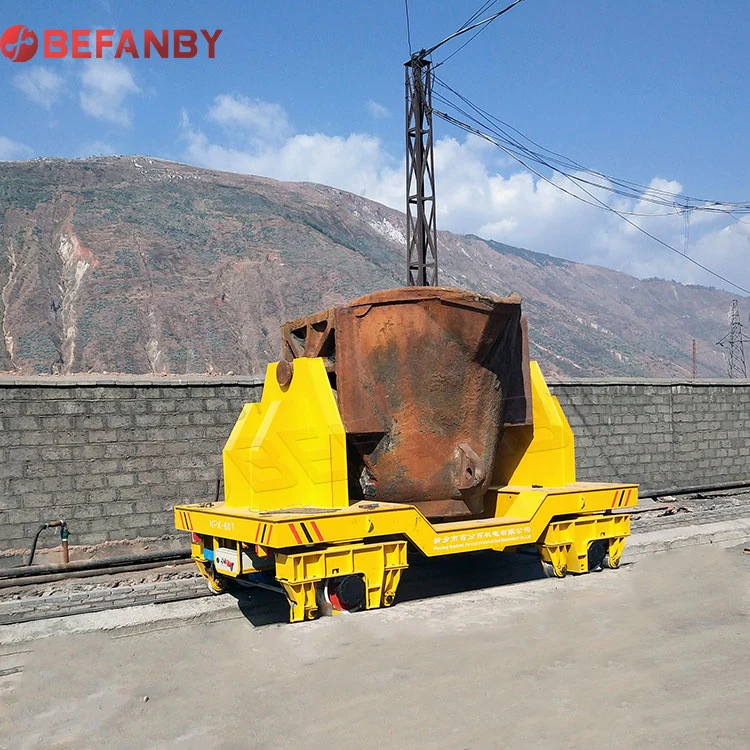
[436,20,496,67]
[430,80,750,287]
[421,0,526,58]
[431,107,750,296]
[432,73,750,210]
[430,86,683,217]
[430,74,750,227]
[405,2,750,295]
[457,0,502,33]
[404,0,413,54]
[431,75,750,214]
[434,105,750,296]
[437,0,517,67]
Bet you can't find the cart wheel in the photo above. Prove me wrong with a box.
[541,560,566,579]
[322,575,366,612]
[587,540,607,572]
[206,573,230,594]
[602,553,620,570]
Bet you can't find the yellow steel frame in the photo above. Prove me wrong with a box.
[176,487,636,558]
[176,483,635,621]
[175,357,638,622]
[222,357,348,512]
[275,541,407,622]
[537,513,630,577]
[493,361,576,487]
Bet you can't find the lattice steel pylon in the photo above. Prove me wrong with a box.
[405,53,438,286]
[717,299,750,378]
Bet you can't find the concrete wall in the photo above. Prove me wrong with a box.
[0,376,261,553]
[1,375,749,553]
[549,379,750,493]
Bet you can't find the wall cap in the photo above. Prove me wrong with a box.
[0,375,265,388]
[0,374,749,389]
[548,378,750,387]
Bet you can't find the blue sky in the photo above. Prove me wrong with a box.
[1,0,749,294]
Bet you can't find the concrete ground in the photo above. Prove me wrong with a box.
[1,543,748,749]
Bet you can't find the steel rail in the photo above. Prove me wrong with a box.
[0,559,194,590]
[0,549,190,581]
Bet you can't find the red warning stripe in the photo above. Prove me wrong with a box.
[309,520,324,542]
[624,488,632,506]
[254,524,261,543]
[611,490,619,508]
[289,523,303,544]
[266,525,274,545]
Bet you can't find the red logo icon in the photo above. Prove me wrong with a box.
[1,25,38,62]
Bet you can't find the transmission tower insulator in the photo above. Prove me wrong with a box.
[405,54,438,286]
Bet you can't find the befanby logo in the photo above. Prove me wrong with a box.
[1,25,38,62]
[1,26,222,62]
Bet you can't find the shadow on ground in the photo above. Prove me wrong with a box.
[230,547,552,627]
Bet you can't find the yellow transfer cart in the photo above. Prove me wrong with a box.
[175,357,636,622]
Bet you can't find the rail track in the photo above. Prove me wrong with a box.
[0,550,192,589]
[1,488,748,627]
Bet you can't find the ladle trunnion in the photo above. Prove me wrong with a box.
[175,288,637,622]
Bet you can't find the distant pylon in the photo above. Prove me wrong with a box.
[717,300,750,378]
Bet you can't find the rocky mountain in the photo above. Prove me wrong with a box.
[0,156,744,378]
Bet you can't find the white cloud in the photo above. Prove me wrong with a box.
[180,97,750,294]
[79,59,140,126]
[366,100,391,119]
[207,94,291,145]
[0,136,32,161]
[181,110,402,206]
[13,67,65,109]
